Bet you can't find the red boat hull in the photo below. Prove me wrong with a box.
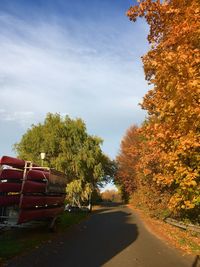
[0,156,38,169]
[26,170,66,193]
[27,169,49,181]
[0,182,22,192]
[0,156,26,169]
[20,195,65,208]
[22,181,47,193]
[0,195,20,206]
[0,169,23,180]
[18,206,64,224]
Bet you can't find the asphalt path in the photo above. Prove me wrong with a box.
[7,204,198,267]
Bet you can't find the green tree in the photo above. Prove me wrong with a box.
[14,113,115,204]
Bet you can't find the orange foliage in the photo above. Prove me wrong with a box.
[116,126,141,195]
[117,0,200,217]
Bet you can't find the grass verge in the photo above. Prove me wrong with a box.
[0,211,88,265]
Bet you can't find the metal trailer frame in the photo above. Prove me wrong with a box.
[0,159,67,230]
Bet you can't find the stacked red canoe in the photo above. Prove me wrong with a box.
[0,156,67,224]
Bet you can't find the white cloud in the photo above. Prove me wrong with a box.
[0,109,34,127]
[0,12,149,158]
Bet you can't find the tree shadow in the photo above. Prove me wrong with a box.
[192,255,200,267]
[8,208,138,267]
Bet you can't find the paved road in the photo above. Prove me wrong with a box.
[7,204,198,267]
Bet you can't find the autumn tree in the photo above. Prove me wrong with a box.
[116,125,141,197]
[126,0,200,217]
[116,124,171,214]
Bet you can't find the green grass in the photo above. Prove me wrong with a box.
[0,211,88,264]
[0,237,40,260]
[58,211,87,230]
[0,231,43,264]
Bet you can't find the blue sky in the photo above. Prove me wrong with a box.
[0,0,149,161]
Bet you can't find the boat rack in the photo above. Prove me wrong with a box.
[0,155,68,229]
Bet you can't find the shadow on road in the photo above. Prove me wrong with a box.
[77,209,138,267]
[8,207,138,267]
[192,255,200,267]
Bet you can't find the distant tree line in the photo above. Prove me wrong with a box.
[101,190,121,203]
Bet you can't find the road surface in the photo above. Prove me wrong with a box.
[7,204,198,267]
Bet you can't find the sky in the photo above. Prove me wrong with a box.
[0,0,149,163]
